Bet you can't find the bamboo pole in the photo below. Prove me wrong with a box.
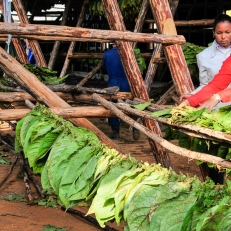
[144,19,214,26]
[48,0,72,70]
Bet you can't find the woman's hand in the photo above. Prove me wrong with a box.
[179,100,190,107]
[197,95,220,111]
[179,93,192,101]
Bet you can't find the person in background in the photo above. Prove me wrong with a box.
[102,42,131,139]
[181,14,231,110]
[24,39,37,66]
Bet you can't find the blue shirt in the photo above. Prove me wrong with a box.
[103,47,130,92]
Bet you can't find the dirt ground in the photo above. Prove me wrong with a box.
[0,118,202,231]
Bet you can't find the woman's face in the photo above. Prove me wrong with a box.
[214,21,231,48]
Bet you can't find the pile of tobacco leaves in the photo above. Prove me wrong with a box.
[15,104,231,231]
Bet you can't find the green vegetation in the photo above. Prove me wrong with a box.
[15,104,231,230]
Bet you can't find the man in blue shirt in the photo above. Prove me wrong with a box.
[103,43,130,139]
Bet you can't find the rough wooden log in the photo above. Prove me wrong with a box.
[0,22,186,45]
[60,0,89,77]
[149,0,194,96]
[0,47,121,151]
[48,0,72,70]
[0,91,133,103]
[12,0,47,67]
[102,0,170,168]
[0,106,119,121]
[67,52,153,59]
[93,93,231,169]
[144,19,214,26]
[165,44,194,95]
[144,0,178,94]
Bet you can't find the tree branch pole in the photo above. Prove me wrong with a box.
[0,155,18,189]
[0,47,122,152]
[0,22,186,45]
[48,0,72,70]
[0,91,133,103]
[76,61,103,87]
[102,0,171,167]
[92,93,231,169]
[132,0,149,49]
[113,103,231,145]
[0,106,128,121]
[12,0,47,67]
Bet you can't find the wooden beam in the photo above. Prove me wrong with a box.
[0,22,186,45]
[144,19,214,27]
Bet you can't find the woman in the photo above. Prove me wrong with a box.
[181,14,231,109]
[180,53,231,110]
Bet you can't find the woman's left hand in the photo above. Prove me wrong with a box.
[197,95,220,111]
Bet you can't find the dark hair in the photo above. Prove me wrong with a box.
[213,14,231,30]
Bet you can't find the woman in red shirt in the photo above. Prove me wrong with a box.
[180,54,231,110]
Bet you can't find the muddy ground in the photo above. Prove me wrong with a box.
[0,118,202,231]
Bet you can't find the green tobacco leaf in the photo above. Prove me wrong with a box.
[41,162,52,191]
[149,192,197,231]
[151,108,172,117]
[87,156,136,227]
[59,146,97,206]
[126,184,158,231]
[131,102,151,111]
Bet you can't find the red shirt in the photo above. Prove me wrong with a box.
[187,54,231,106]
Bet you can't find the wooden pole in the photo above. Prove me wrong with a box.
[149,0,194,96]
[12,0,47,67]
[0,47,122,151]
[0,1,28,64]
[102,0,170,167]
[60,0,89,77]
[0,91,133,103]
[144,0,179,93]
[144,19,214,27]
[132,0,149,49]
[48,0,72,70]
[0,22,186,45]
